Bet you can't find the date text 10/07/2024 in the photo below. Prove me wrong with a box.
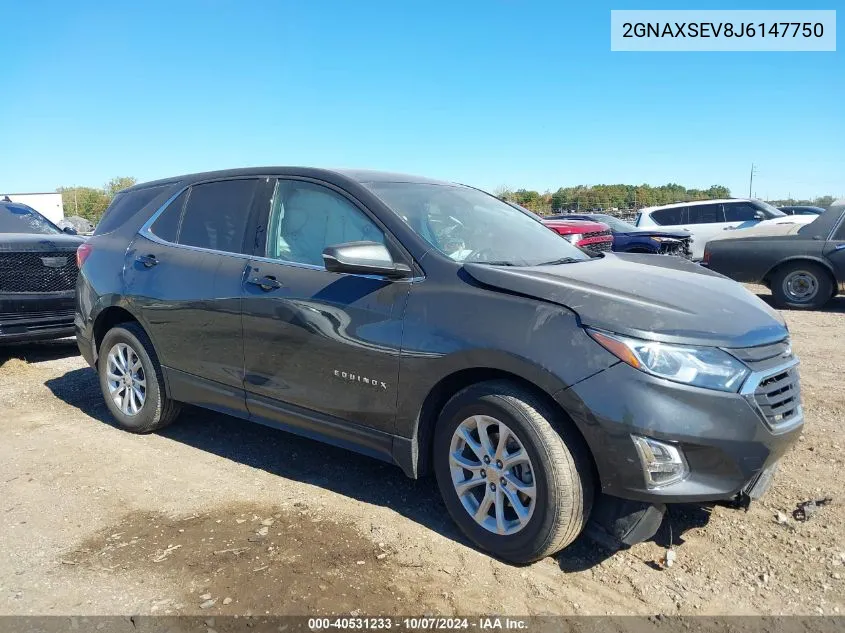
[307,617,529,630]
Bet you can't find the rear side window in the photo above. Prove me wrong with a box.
[687,204,724,224]
[723,203,759,222]
[94,185,168,235]
[150,190,188,242]
[651,207,686,225]
[177,179,258,254]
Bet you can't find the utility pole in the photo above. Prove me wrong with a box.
[749,163,757,198]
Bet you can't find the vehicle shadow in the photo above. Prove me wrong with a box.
[555,503,713,573]
[756,293,845,314]
[44,367,463,550]
[0,337,79,366]
[45,366,713,572]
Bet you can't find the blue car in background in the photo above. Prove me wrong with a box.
[549,213,693,258]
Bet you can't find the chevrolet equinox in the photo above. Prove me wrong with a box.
[75,168,803,563]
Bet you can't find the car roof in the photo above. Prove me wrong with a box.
[123,167,456,192]
[641,198,748,213]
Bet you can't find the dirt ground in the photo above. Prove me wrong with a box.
[1,287,843,617]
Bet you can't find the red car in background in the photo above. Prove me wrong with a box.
[506,201,614,255]
[540,217,614,254]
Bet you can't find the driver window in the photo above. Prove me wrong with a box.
[266,180,385,267]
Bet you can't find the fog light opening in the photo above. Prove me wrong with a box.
[631,435,689,489]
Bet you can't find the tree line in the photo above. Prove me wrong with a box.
[496,184,836,216]
[57,177,137,222]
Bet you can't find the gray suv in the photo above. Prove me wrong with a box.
[74,168,802,563]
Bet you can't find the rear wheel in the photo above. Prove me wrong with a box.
[98,323,181,433]
[433,381,593,564]
[770,262,832,310]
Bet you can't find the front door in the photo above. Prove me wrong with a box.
[241,178,411,435]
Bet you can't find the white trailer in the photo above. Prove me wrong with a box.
[0,192,65,224]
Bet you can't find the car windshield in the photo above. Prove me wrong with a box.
[752,200,786,217]
[0,203,62,234]
[590,214,636,232]
[365,182,590,266]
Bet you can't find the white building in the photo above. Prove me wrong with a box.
[0,192,64,224]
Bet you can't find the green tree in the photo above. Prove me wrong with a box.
[104,176,137,197]
[57,176,138,224]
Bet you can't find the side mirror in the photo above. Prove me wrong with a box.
[753,211,766,220]
[62,226,78,235]
[322,241,412,279]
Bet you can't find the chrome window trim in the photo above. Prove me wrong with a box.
[137,180,422,280]
[827,208,845,242]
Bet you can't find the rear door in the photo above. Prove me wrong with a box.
[125,177,268,415]
[241,178,412,436]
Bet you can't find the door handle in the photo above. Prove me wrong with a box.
[248,275,283,291]
[136,254,158,267]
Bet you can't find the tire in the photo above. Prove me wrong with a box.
[98,322,181,433]
[433,380,594,564]
[770,262,833,310]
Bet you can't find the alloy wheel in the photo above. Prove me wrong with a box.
[449,415,536,535]
[105,343,147,416]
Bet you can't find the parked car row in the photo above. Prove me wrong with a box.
[3,170,829,565]
[634,198,817,260]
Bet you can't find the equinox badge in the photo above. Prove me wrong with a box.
[333,369,388,390]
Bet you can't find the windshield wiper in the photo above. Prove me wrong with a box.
[535,257,582,266]
[467,260,517,266]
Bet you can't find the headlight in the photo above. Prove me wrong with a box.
[563,233,583,243]
[587,329,750,392]
[651,237,680,243]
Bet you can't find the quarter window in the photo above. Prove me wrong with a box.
[94,185,168,235]
[687,204,724,224]
[266,180,385,267]
[178,179,258,254]
[651,207,686,226]
[149,190,187,242]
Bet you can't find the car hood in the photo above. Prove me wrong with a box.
[0,233,86,252]
[463,253,787,348]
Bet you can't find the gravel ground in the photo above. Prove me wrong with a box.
[0,288,843,616]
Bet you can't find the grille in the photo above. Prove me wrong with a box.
[0,309,74,323]
[582,230,613,253]
[0,252,79,293]
[753,366,801,428]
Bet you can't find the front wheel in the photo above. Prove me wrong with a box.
[770,262,833,310]
[433,381,593,564]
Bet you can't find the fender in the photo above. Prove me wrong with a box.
[763,255,836,283]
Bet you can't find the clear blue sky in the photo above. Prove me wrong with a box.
[1,0,842,200]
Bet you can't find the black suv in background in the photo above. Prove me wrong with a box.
[0,200,85,343]
[75,168,803,563]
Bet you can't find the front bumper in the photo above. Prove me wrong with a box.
[555,360,802,503]
[0,292,76,343]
